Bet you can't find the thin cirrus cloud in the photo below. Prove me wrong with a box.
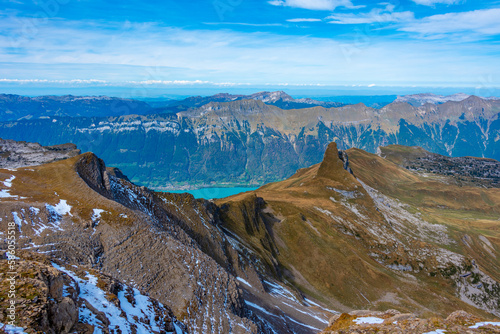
[287,18,322,22]
[268,0,364,11]
[400,8,500,37]
[327,5,414,24]
[0,16,498,87]
[412,0,462,6]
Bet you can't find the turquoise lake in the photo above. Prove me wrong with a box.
[165,186,259,199]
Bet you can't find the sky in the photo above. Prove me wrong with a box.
[0,0,499,97]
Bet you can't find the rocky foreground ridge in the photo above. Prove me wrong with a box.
[0,140,335,333]
[1,139,500,333]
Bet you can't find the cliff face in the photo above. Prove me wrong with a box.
[0,252,186,334]
[0,96,498,188]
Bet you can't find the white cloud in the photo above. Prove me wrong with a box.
[327,4,414,24]
[0,79,107,84]
[268,0,364,11]
[0,16,499,87]
[287,18,322,22]
[412,0,462,6]
[400,8,500,37]
[203,22,284,27]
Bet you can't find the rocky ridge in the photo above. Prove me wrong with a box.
[154,91,345,113]
[0,138,80,169]
[395,93,497,106]
[0,140,334,333]
[0,252,186,333]
[216,142,500,322]
[1,139,500,333]
[378,145,500,188]
[0,94,153,121]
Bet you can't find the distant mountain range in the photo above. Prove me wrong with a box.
[2,91,496,122]
[0,93,498,188]
[395,93,498,106]
[0,94,153,121]
[144,90,346,112]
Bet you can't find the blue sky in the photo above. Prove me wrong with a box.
[0,0,499,96]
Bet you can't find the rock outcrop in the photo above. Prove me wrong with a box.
[0,252,186,333]
[0,254,79,333]
[0,138,80,168]
[321,309,499,333]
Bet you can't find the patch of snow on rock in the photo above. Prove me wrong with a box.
[3,175,15,187]
[353,316,385,324]
[52,200,73,216]
[470,322,500,329]
[0,322,27,333]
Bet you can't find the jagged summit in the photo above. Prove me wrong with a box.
[317,142,350,182]
[75,152,113,197]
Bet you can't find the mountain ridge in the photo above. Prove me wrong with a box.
[1,138,500,333]
[0,95,499,188]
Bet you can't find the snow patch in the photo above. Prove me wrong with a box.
[0,189,16,198]
[12,212,23,232]
[353,317,384,324]
[3,175,15,187]
[52,263,185,334]
[264,280,299,303]
[236,277,252,288]
[470,322,500,329]
[92,209,105,219]
[0,322,27,333]
[51,200,73,216]
[29,207,40,215]
[244,300,278,318]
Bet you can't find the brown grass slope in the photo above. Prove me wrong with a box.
[216,142,500,319]
[0,153,267,333]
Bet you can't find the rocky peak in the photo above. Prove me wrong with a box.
[74,152,112,198]
[249,91,294,103]
[317,142,352,181]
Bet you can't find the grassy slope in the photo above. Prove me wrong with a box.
[347,146,500,283]
[0,154,135,226]
[216,143,500,318]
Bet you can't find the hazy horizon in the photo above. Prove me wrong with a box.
[0,85,498,100]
